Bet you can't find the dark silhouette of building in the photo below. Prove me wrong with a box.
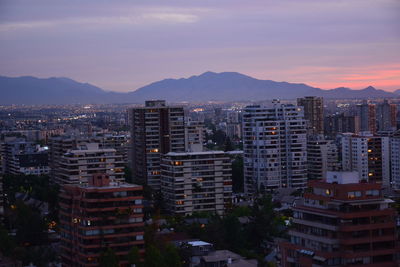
[297,96,324,135]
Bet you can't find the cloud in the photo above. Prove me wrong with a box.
[0,11,200,32]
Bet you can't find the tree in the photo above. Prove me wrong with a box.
[223,136,234,151]
[99,248,119,267]
[144,245,165,267]
[0,224,15,256]
[124,166,133,183]
[127,246,141,267]
[247,195,284,253]
[13,201,47,246]
[163,244,182,267]
[231,157,244,193]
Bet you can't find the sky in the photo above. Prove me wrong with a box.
[0,0,399,92]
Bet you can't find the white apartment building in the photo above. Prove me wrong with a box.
[185,120,206,152]
[55,143,125,185]
[243,101,308,194]
[160,151,232,216]
[341,132,390,187]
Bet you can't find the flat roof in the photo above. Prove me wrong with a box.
[166,151,226,156]
[188,241,212,247]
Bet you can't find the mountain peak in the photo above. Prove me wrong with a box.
[363,86,376,90]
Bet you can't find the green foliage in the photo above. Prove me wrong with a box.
[212,130,227,147]
[223,136,234,151]
[13,246,57,266]
[172,194,286,263]
[0,224,16,256]
[99,248,119,267]
[124,165,133,183]
[231,157,244,193]
[144,245,165,267]
[164,244,182,267]
[127,246,141,266]
[11,201,48,246]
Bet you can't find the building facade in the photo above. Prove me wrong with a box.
[341,133,390,187]
[129,100,185,190]
[358,100,376,134]
[185,120,206,152]
[376,100,397,132]
[59,174,144,267]
[243,101,308,193]
[280,171,399,267]
[297,96,324,135]
[1,139,50,175]
[307,138,339,180]
[160,151,232,215]
[55,143,125,185]
[324,114,360,138]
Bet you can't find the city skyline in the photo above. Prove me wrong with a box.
[1,0,399,92]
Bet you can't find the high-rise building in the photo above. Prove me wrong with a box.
[390,130,400,190]
[297,96,324,135]
[55,143,125,185]
[341,133,390,187]
[324,113,360,138]
[49,134,130,182]
[160,151,232,216]
[358,100,376,134]
[129,100,185,190]
[49,136,92,180]
[376,99,397,132]
[1,139,50,175]
[59,174,144,267]
[243,101,307,193]
[307,138,339,180]
[185,120,206,152]
[280,171,399,267]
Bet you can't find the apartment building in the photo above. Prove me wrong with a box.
[280,171,399,267]
[160,151,232,216]
[297,96,324,135]
[1,139,50,175]
[358,100,376,134]
[243,101,308,193]
[55,143,124,185]
[341,133,390,187]
[59,174,144,267]
[185,120,206,152]
[307,138,339,180]
[129,100,185,190]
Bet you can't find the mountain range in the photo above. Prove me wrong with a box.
[0,72,399,104]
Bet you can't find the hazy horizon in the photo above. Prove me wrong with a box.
[1,0,399,92]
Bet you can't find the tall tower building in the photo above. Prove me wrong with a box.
[280,171,399,267]
[129,100,185,190]
[184,119,206,152]
[358,100,376,134]
[243,101,307,193]
[59,174,144,267]
[307,137,339,180]
[376,99,397,132]
[341,133,390,187]
[324,113,360,138]
[297,96,324,135]
[160,151,232,216]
